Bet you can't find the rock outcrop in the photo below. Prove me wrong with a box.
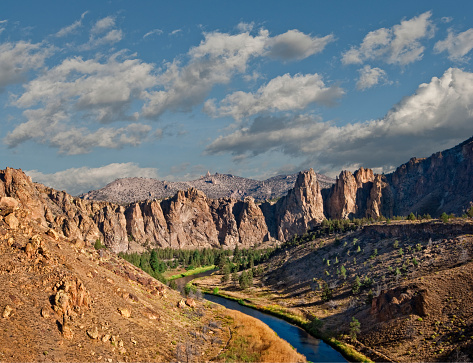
[1,137,472,253]
[272,169,325,240]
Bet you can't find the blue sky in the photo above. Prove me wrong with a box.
[1,0,473,195]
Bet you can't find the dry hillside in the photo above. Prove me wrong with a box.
[0,195,305,363]
[195,219,473,362]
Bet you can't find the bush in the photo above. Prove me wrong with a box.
[440,212,449,223]
[94,239,105,250]
[349,317,361,340]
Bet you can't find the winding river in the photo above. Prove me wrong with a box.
[174,270,347,362]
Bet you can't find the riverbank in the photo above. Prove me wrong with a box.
[191,278,373,363]
[166,265,216,280]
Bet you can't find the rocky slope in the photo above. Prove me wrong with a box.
[80,171,335,203]
[194,219,473,362]
[0,194,305,362]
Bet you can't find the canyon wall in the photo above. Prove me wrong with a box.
[1,138,472,252]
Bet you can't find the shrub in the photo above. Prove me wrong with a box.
[352,276,361,295]
[349,317,361,340]
[440,212,449,223]
[94,239,104,250]
[321,283,333,301]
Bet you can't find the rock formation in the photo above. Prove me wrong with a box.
[1,136,472,253]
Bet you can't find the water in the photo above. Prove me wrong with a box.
[173,271,347,362]
[172,268,217,290]
[204,294,347,363]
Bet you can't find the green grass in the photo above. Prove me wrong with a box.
[202,287,373,363]
[168,265,216,280]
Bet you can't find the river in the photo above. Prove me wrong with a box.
[174,270,347,362]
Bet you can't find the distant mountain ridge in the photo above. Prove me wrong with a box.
[80,171,336,203]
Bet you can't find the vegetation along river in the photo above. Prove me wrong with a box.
[174,271,347,362]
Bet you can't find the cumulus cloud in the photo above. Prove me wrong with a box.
[266,30,334,60]
[55,11,88,37]
[356,65,388,90]
[206,68,473,172]
[81,16,123,50]
[6,53,158,153]
[342,11,434,66]
[204,73,344,120]
[0,41,50,91]
[26,163,159,195]
[142,27,333,119]
[142,29,269,118]
[434,28,473,61]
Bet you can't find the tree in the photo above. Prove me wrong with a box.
[407,212,416,221]
[349,317,361,340]
[321,283,333,301]
[352,276,361,294]
[150,250,159,271]
[440,212,449,223]
[340,265,347,280]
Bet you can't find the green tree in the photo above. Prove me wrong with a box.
[321,283,333,302]
[352,276,361,294]
[340,265,347,280]
[407,212,416,221]
[440,212,449,223]
[349,317,361,340]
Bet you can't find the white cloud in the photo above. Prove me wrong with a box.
[142,27,333,119]
[91,16,115,34]
[6,53,158,153]
[342,11,434,66]
[0,41,50,91]
[237,22,254,33]
[143,29,163,38]
[206,68,473,172]
[170,29,182,36]
[434,28,473,61]
[356,65,388,90]
[26,163,159,195]
[142,29,269,118]
[266,29,334,60]
[55,11,88,37]
[204,73,344,120]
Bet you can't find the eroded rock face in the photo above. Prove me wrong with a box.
[274,169,325,240]
[371,286,428,322]
[1,136,472,253]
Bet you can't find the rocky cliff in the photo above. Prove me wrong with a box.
[2,137,472,253]
[0,167,321,253]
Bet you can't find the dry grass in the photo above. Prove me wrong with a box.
[221,309,306,362]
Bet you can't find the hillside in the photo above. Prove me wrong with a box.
[194,219,473,362]
[0,195,305,362]
[80,172,335,203]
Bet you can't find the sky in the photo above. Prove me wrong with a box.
[1,1,473,195]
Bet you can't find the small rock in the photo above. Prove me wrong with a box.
[102,334,111,342]
[86,272,93,278]
[87,327,99,339]
[73,238,85,248]
[2,305,13,318]
[118,340,124,348]
[0,197,18,216]
[40,308,50,318]
[117,307,131,318]
[7,237,14,246]
[4,214,19,230]
[118,347,126,354]
[131,337,137,345]
[186,298,196,308]
[178,299,186,308]
[47,228,59,240]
